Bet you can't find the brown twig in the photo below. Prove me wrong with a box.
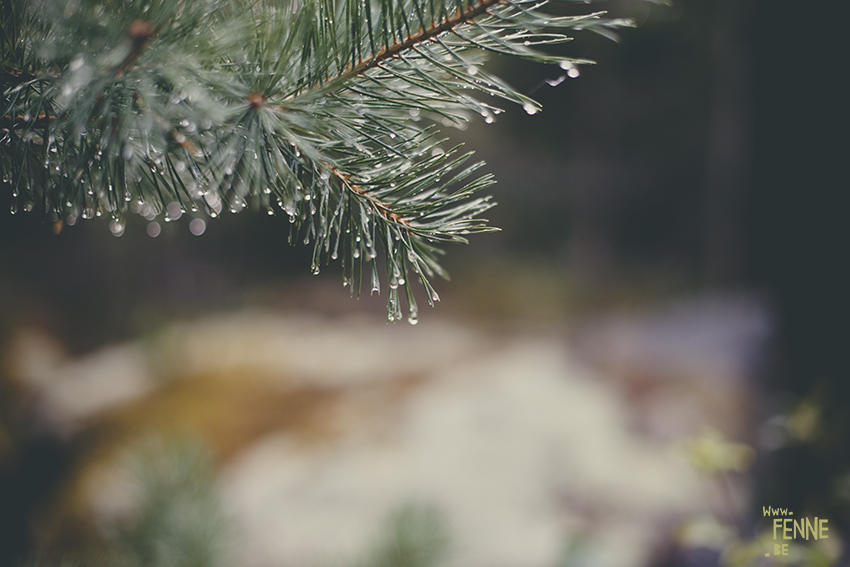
[115,19,156,78]
[328,164,412,229]
[322,0,503,90]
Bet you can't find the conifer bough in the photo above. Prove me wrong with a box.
[1,0,647,322]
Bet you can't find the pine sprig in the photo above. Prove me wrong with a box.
[1,0,642,322]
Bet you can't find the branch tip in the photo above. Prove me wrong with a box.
[128,20,156,42]
[248,92,266,109]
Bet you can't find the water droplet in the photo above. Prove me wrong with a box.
[408,313,418,325]
[166,202,183,220]
[69,55,84,71]
[311,264,320,275]
[189,218,206,235]
[545,75,566,87]
[523,103,539,115]
[147,222,161,237]
[109,220,125,237]
[567,67,580,79]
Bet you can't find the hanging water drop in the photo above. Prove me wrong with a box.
[110,220,125,237]
[166,202,183,221]
[523,103,539,115]
[189,218,206,235]
[371,270,380,295]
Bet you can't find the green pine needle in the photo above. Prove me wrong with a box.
[1,0,642,322]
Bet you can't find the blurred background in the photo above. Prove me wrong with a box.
[1,0,846,565]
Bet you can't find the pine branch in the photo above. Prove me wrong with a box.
[325,0,503,89]
[1,0,646,322]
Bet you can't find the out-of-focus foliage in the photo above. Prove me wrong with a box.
[18,440,230,567]
[355,505,451,567]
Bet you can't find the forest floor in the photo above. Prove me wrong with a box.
[3,290,776,567]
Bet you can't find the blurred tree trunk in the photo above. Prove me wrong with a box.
[703,0,753,286]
